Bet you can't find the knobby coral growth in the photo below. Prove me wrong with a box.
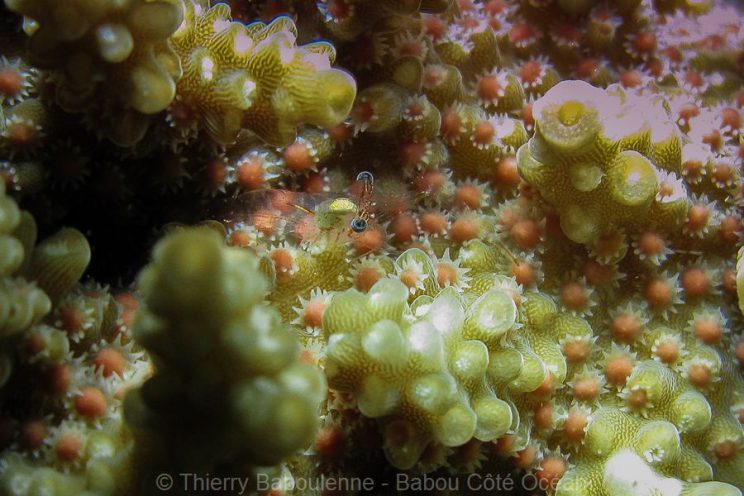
[124,228,327,494]
[0,181,146,495]
[0,0,742,495]
[170,1,357,146]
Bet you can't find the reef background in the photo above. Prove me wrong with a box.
[0,0,743,495]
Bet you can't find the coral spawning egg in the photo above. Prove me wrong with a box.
[476,74,505,103]
[204,159,228,191]
[436,263,458,288]
[632,32,656,54]
[735,341,744,367]
[493,156,520,188]
[455,184,482,210]
[390,214,418,244]
[686,363,712,388]
[636,231,666,259]
[533,402,553,429]
[0,67,22,97]
[722,268,737,295]
[532,372,554,397]
[325,0,352,20]
[19,420,47,450]
[681,268,709,297]
[234,157,266,190]
[644,278,672,309]
[94,348,126,378]
[686,204,710,232]
[572,376,600,401]
[74,387,108,419]
[519,61,543,86]
[441,108,463,142]
[605,355,633,386]
[513,443,538,469]
[56,433,84,462]
[401,142,428,168]
[509,23,537,46]
[450,217,480,243]
[270,248,296,279]
[303,172,327,194]
[25,331,47,355]
[625,388,649,411]
[654,339,680,364]
[284,141,315,171]
[472,120,496,146]
[227,230,252,248]
[326,121,351,143]
[714,440,738,460]
[510,219,540,249]
[302,299,327,328]
[355,266,383,293]
[57,305,86,335]
[354,227,384,254]
[351,100,375,127]
[583,260,612,286]
[419,212,447,235]
[563,408,589,441]
[5,121,38,146]
[535,455,567,487]
[510,261,536,286]
[719,216,740,244]
[563,339,591,364]
[693,318,722,345]
[45,364,72,395]
[414,170,446,194]
[424,16,446,40]
[561,281,588,311]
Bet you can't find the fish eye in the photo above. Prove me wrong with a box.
[350,217,368,233]
[356,171,374,184]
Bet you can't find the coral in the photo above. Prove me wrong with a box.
[0,0,742,495]
[0,180,141,495]
[0,282,144,496]
[170,0,356,146]
[2,0,357,147]
[0,179,91,379]
[322,272,519,469]
[0,181,49,346]
[123,228,326,491]
[518,80,688,245]
[4,0,184,145]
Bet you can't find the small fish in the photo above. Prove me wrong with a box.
[220,171,376,244]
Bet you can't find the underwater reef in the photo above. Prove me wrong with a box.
[0,0,743,495]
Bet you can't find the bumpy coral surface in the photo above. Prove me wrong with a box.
[0,0,742,495]
[124,227,327,493]
[0,181,143,495]
[323,270,519,469]
[170,0,356,145]
[519,80,689,245]
[5,0,184,144]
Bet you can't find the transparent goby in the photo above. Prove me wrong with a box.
[218,172,375,246]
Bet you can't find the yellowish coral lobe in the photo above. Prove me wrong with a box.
[558,100,585,126]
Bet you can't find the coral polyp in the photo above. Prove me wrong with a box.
[171,1,356,146]
[0,0,743,495]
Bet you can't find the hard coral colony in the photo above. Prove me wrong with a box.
[0,0,742,495]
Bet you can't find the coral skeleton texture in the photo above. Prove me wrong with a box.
[0,0,742,495]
